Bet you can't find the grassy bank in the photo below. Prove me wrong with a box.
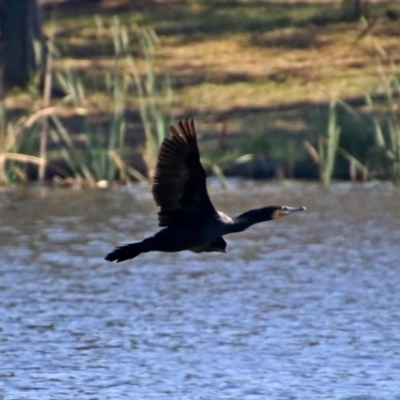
[2,0,400,185]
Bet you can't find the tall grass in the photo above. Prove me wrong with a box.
[0,101,69,185]
[127,26,173,180]
[51,16,172,185]
[94,16,173,181]
[51,18,131,185]
[38,38,53,183]
[7,13,398,186]
[0,74,35,184]
[304,99,368,186]
[304,100,341,186]
[366,56,400,183]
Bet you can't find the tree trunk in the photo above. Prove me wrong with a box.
[0,0,43,90]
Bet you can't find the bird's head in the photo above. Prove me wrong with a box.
[232,205,306,233]
[271,205,306,219]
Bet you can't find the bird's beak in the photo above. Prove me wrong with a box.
[281,206,306,216]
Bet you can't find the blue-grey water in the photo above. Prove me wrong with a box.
[0,180,399,400]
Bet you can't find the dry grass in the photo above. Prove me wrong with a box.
[41,1,400,111]
[14,0,400,180]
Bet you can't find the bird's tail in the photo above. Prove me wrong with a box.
[105,241,149,263]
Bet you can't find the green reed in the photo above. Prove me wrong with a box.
[366,56,400,183]
[127,26,173,180]
[304,99,368,185]
[51,16,171,185]
[304,100,341,186]
[0,97,50,185]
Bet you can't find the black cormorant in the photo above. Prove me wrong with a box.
[105,119,306,262]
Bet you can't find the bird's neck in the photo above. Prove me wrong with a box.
[231,207,277,233]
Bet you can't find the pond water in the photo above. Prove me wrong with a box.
[0,180,399,400]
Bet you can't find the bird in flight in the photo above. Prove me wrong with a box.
[105,118,306,262]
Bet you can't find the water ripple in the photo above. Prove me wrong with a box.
[0,183,399,399]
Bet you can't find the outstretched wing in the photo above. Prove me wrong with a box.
[152,118,218,227]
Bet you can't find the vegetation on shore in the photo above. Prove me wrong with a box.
[1,0,400,186]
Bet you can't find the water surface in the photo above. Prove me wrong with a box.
[0,181,399,399]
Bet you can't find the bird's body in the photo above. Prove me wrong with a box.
[105,119,305,262]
